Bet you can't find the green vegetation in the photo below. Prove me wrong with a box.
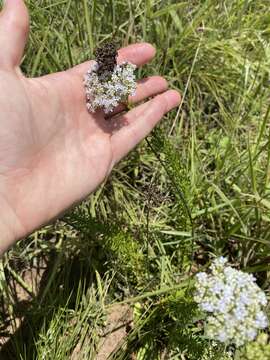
[0,0,270,359]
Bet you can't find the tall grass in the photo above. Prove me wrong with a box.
[0,0,270,359]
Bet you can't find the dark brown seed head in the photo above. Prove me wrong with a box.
[94,41,118,80]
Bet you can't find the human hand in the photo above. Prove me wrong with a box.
[0,0,180,253]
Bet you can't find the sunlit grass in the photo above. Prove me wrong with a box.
[0,0,270,359]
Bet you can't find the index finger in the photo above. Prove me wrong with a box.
[117,42,156,65]
[70,43,156,77]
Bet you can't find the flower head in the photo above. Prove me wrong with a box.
[194,257,268,347]
[84,42,137,114]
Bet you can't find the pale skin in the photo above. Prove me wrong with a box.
[0,0,180,255]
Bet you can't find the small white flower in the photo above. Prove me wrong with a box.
[201,301,214,312]
[84,62,136,114]
[194,257,269,347]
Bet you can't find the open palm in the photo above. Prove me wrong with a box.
[0,0,180,253]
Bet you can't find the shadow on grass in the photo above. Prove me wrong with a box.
[0,244,107,360]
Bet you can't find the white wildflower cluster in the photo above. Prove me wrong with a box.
[84,62,137,114]
[194,257,268,347]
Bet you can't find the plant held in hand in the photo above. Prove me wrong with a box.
[84,41,137,114]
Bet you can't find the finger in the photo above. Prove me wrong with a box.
[70,43,156,77]
[106,76,168,118]
[117,43,156,65]
[111,90,181,165]
[0,0,29,68]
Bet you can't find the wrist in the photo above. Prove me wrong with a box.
[0,195,25,255]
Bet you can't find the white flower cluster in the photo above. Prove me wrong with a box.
[194,257,268,347]
[84,62,137,114]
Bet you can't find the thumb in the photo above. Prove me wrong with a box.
[0,0,29,68]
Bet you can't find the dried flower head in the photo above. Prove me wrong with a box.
[194,257,269,347]
[94,41,118,81]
